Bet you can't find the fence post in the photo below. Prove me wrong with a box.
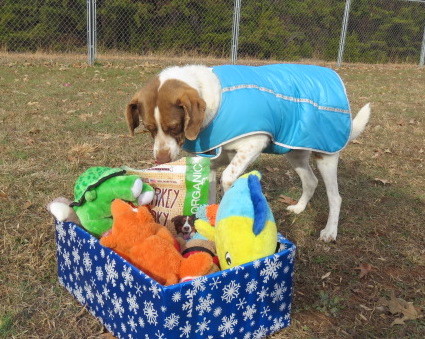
[337,0,352,67]
[231,0,241,64]
[420,25,425,67]
[87,0,96,66]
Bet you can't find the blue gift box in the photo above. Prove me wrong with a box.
[55,220,296,338]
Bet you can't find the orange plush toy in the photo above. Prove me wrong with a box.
[100,199,214,286]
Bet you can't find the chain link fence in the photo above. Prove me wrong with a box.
[1,0,424,65]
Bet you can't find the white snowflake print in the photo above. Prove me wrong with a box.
[179,320,191,338]
[149,282,161,299]
[119,283,125,293]
[122,266,134,287]
[138,316,145,328]
[253,260,261,269]
[127,292,139,314]
[105,257,118,287]
[134,283,144,296]
[74,286,85,304]
[243,331,252,339]
[127,315,137,332]
[195,294,214,315]
[73,267,81,281]
[236,297,247,310]
[246,279,258,294]
[100,248,106,258]
[154,330,165,338]
[253,325,267,339]
[182,294,194,318]
[279,302,287,312]
[76,238,83,249]
[111,293,124,318]
[84,281,94,303]
[230,265,245,274]
[256,286,269,302]
[213,306,222,317]
[68,225,77,241]
[182,288,197,317]
[260,306,270,318]
[88,236,97,249]
[284,265,290,274]
[221,280,240,303]
[172,291,181,302]
[143,301,158,325]
[72,248,80,265]
[209,277,222,290]
[243,304,257,321]
[82,252,92,272]
[191,276,207,292]
[270,317,285,332]
[63,250,71,268]
[164,313,180,330]
[121,323,127,334]
[161,306,167,313]
[101,284,110,300]
[271,282,287,303]
[218,313,238,337]
[95,266,104,281]
[96,291,104,307]
[195,317,211,335]
[56,222,66,242]
[260,256,282,283]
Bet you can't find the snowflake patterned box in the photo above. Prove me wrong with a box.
[55,220,296,339]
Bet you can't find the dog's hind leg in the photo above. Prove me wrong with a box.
[315,153,341,242]
[285,150,318,214]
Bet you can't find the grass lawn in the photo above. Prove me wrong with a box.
[0,53,424,338]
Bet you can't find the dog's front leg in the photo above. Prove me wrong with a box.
[221,135,269,191]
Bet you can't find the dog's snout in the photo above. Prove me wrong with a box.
[155,149,172,164]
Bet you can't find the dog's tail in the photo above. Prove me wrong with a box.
[350,103,371,141]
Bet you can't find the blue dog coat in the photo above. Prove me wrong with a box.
[183,64,351,157]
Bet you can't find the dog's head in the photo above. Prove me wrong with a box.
[125,76,206,164]
[171,214,196,239]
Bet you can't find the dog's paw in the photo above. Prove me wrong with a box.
[319,228,337,242]
[286,203,305,214]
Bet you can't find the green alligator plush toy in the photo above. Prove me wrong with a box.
[70,167,154,237]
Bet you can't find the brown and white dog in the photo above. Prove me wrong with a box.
[125,65,371,242]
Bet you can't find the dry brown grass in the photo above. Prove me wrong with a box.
[0,53,424,338]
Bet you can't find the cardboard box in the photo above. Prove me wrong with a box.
[55,220,296,338]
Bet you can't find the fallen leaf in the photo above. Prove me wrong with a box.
[359,304,373,311]
[353,263,375,278]
[351,139,362,144]
[321,271,331,280]
[359,313,368,321]
[373,178,392,185]
[378,291,423,326]
[278,195,298,205]
[23,201,33,209]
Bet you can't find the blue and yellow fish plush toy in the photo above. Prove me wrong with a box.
[195,171,277,270]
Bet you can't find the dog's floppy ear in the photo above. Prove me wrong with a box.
[125,98,141,136]
[177,90,206,141]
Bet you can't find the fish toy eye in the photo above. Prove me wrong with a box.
[225,252,232,266]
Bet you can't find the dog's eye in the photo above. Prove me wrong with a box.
[167,125,182,135]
